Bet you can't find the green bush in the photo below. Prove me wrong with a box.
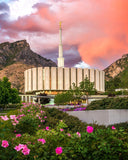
[54,92,74,105]
[42,107,88,133]
[0,103,128,159]
[15,115,39,135]
[0,125,128,159]
[86,97,128,110]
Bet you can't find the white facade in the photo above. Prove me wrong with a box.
[24,67,105,93]
[57,26,64,67]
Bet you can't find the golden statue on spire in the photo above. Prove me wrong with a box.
[59,21,62,29]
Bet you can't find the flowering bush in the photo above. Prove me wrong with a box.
[87,126,93,133]
[0,103,128,159]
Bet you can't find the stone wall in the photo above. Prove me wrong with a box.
[67,110,128,126]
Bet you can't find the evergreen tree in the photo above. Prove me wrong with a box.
[0,77,21,106]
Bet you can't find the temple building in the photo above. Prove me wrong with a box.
[24,23,105,94]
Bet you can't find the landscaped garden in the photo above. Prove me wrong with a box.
[0,102,128,160]
[0,77,128,159]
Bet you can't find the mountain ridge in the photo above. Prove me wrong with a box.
[104,54,128,88]
[104,54,128,80]
[0,39,56,69]
[0,39,57,93]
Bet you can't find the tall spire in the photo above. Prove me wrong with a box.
[57,21,64,67]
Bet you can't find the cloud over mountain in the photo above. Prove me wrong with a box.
[0,0,128,69]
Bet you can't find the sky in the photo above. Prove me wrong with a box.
[0,0,128,70]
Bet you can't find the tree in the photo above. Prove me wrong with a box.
[69,82,82,104]
[105,77,122,96]
[0,77,21,107]
[54,91,74,105]
[79,77,96,104]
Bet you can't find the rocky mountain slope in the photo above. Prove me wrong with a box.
[104,54,128,81]
[0,40,57,93]
[0,40,56,69]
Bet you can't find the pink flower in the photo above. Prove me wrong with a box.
[15,144,29,153]
[38,139,46,144]
[46,126,49,130]
[40,110,44,114]
[67,133,71,137]
[0,116,9,121]
[16,134,21,137]
[19,144,25,148]
[40,120,43,123]
[12,122,16,126]
[22,147,30,155]
[14,145,22,151]
[76,132,81,137]
[87,126,93,133]
[60,129,64,132]
[55,147,63,155]
[1,140,9,148]
[112,126,116,130]
[44,116,47,119]
[38,125,41,127]
[10,115,16,119]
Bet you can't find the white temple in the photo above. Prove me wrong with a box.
[57,22,64,67]
[24,23,105,94]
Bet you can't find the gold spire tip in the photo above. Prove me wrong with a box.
[59,21,62,29]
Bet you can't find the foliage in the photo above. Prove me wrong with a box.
[0,77,21,106]
[69,83,82,102]
[0,104,21,111]
[0,103,128,159]
[118,67,128,88]
[105,77,122,92]
[34,93,50,105]
[54,91,74,105]
[79,77,96,95]
[54,77,96,105]
[86,97,128,110]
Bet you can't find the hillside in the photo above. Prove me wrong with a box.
[0,40,56,69]
[0,40,57,93]
[104,54,128,88]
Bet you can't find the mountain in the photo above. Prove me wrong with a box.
[0,40,57,93]
[0,40,56,69]
[104,54,128,88]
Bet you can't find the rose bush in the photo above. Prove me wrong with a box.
[0,103,128,159]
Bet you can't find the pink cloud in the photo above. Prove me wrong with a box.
[1,0,128,69]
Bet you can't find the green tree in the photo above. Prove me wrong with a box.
[54,91,74,105]
[105,77,122,95]
[79,77,96,104]
[69,82,82,104]
[0,77,21,107]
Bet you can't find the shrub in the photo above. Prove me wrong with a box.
[0,103,128,159]
[54,92,74,105]
[15,115,39,135]
[86,97,128,110]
